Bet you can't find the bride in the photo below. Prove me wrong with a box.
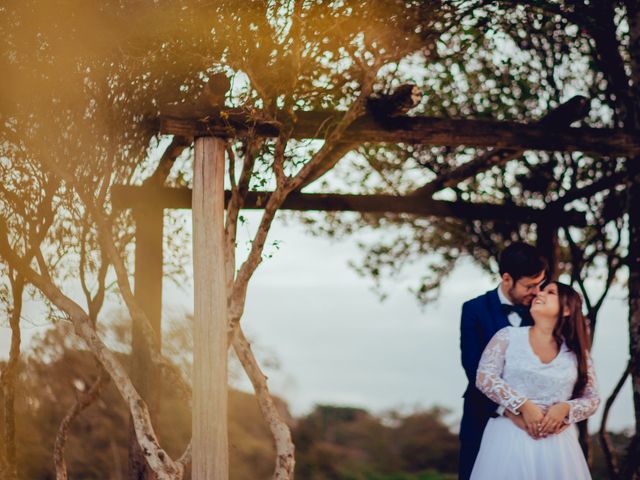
[470,281,600,479]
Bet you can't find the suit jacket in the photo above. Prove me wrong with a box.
[458,287,533,480]
[460,287,533,416]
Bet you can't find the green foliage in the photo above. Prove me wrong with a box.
[0,325,280,479]
[0,1,634,476]
[293,405,458,479]
[1,325,461,479]
[0,2,460,475]
[302,1,627,313]
[2,324,631,478]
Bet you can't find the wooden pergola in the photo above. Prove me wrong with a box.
[112,93,635,478]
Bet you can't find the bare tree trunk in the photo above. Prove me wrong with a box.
[192,136,228,479]
[624,153,640,479]
[624,3,640,469]
[0,273,24,480]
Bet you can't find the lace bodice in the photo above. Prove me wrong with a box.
[476,327,600,423]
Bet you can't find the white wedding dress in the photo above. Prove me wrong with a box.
[470,326,600,480]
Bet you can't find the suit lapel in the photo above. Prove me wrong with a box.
[487,288,510,332]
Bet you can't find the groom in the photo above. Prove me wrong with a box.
[458,242,547,480]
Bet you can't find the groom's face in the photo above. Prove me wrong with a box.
[503,271,545,306]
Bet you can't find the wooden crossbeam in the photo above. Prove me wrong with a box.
[409,96,592,197]
[158,110,640,157]
[111,186,586,226]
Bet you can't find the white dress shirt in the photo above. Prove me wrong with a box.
[497,284,523,327]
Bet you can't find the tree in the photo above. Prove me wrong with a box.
[300,0,634,472]
[0,321,289,479]
[0,1,458,478]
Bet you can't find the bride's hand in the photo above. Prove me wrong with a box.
[518,400,545,438]
[539,402,571,436]
[504,409,528,433]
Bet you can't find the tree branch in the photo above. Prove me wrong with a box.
[143,136,192,187]
[410,95,591,197]
[550,168,627,208]
[0,221,184,480]
[599,359,631,480]
[232,327,295,479]
[54,371,109,480]
[229,75,380,324]
[86,202,193,404]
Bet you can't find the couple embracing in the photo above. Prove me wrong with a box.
[459,242,601,479]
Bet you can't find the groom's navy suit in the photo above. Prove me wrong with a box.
[458,288,533,480]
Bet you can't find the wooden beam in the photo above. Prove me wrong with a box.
[129,204,164,479]
[111,186,586,226]
[410,96,591,197]
[158,109,640,157]
[297,84,423,189]
[192,137,228,479]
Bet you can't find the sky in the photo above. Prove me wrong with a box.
[0,210,633,434]
[163,211,634,433]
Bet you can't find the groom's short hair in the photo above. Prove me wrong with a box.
[499,242,547,282]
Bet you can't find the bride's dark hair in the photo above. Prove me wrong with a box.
[551,282,590,397]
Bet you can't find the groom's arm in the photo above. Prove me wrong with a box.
[460,301,484,383]
[460,301,501,416]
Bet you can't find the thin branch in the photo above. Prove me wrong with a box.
[84,201,193,404]
[0,220,184,480]
[549,170,627,208]
[54,371,109,480]
[593,252,623,320]
[79,218,93,311]
[599,360,630,480]
[143,136,192,187]
[410,96,591,197]
[291,62,394,190]
[232,327,294,479]
[273,134,288,188]
[563,226,595,314]
[228,188,286,325]
[229,75,381,323]
[225,139,261,296]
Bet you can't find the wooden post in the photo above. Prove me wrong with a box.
[130,204,164,479]
[192,136,228,479]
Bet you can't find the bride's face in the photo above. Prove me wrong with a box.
[530,282,561,318]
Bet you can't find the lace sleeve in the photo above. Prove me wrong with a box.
[476,328,527,414]
[565,354,600,423]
